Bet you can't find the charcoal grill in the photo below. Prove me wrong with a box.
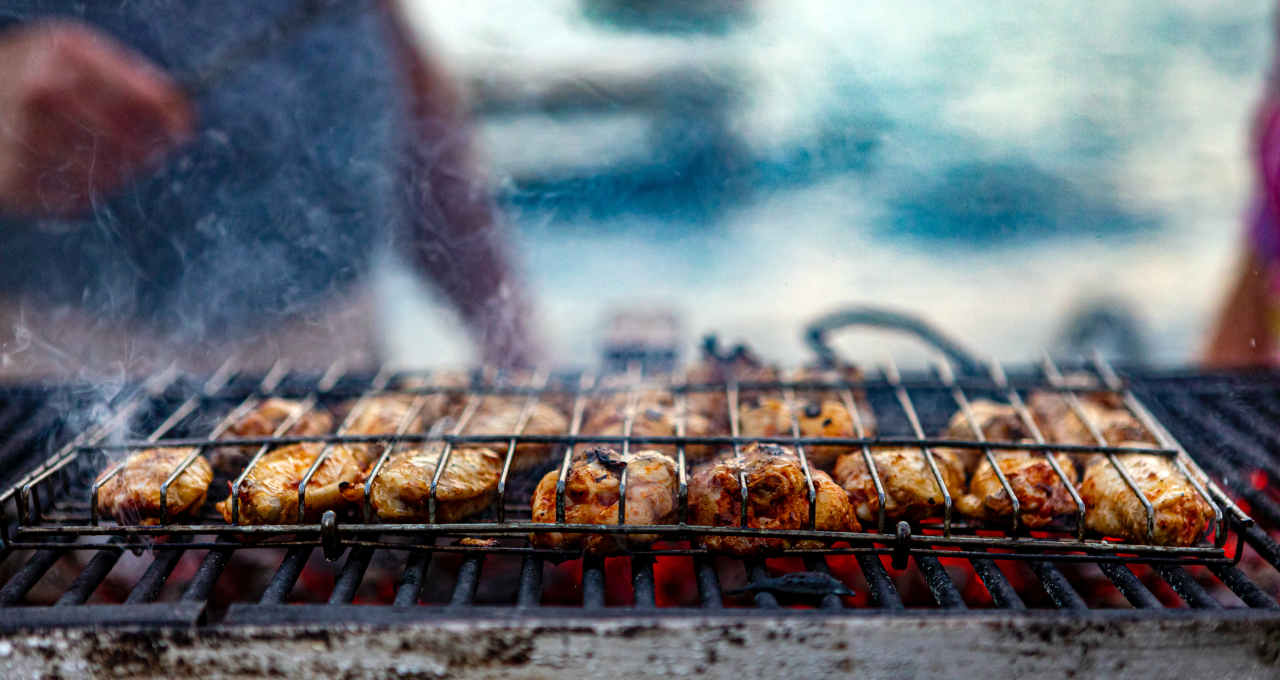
[5,313,1280,677]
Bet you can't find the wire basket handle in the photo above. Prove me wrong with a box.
[803,305,982,374]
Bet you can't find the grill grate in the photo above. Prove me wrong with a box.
[2,356,1280,626]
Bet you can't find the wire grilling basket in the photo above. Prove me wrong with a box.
[0,345,1251,570]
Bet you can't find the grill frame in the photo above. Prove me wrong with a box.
[3,356,1280,627]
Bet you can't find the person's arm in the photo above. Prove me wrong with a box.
[1204,250,1274,367]
[0,20,191,218]
[380,3,541,368]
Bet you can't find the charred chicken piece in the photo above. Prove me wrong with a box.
[738,395,857,468]
[95,448,212,525]
[832,446,965,524]
[1076,447,1214,546]
[356,443,502,522]
[530,446,679,554]
[459,397,568,471]
[955,449,1079,528]
[688,442,858,556]
[940,399,1033,473]
[216,442,368,524]
[212,398,332,474]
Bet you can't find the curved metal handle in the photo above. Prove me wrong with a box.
[803,306,982,374]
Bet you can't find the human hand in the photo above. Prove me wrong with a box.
[0,20,193,217]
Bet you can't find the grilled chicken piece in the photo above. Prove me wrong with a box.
[688,442,858,556]
[833,446,965,525]
[95,448,212,525]
[1026,391,1152,448]
[530,446,679,554]
[356,443,502,522]
[940,399,1033,473]
[684,353,778,421]
[581,401,718,461]
[216,442,368,524]
[343,393,430,436]
[955,449,1079,528]
[459,398,568,471]
[212,398,332,474]
[738,396,857,467]
[1076,447,1214,546]
[790,364,878,437]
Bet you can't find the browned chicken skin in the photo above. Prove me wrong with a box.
[833,446,965,525]
[688,442,858,556]
[343,394,428,436]
[217,442,368,524]
[95,448,212,525]
[955,449,1079,528]
[738,395,857,467]
[941,399,1033,473]
[1076,447,1214,546]
[212,398,332,474]
[356,443,502,522]
[581,398,717,461]
[1026,391,1152,447]
[460,397,568,471]
[530,446,679,554]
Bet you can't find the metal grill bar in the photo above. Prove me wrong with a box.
[884,359,953,537]
[8,359,1280,624]
[298,366,395,521]
[781,386,819,530]
[123,548,185,604]
[971,558,1025,610]
[1041,354,1157,543]
[1155,566,1221,610]
[394,550,432,607]
[631,555,656,608]
[1029,561,1086,610]
[856,554,903,609]
[516,556,543,607]
[936,359,1020,533]
[447,555,483,607]
[1098,563,1161,609]
[989,360,1087,539]
[260,547,312,604]
[1208,565,1279,609]
[329,547,373,604]
[582,556,606,608]
[695,557,723,609]
[1091,353,1227,546]
[0,548,64,606]
[181,541,233,602]
[916,555,966,609]
[54,543,122,606]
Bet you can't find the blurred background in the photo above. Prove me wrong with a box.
[378,0,1270,367]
